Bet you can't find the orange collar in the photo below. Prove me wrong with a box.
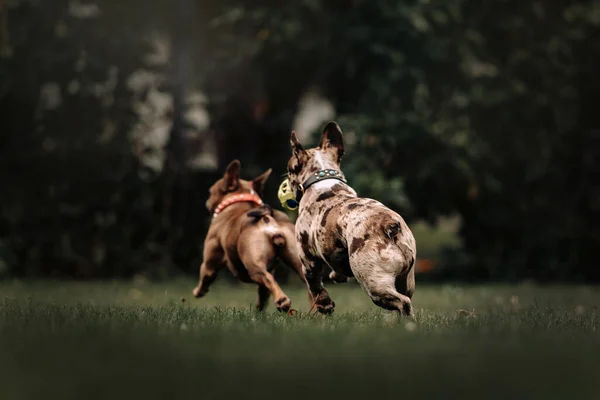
[213,191,264,218]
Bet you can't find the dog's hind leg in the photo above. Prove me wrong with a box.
[238,231,292,312]
[247,267,291,312]
[272,223,318,309]
[395,258,415,299]
[356,271,415,320]
[278,248,314,305]
[277,224,310,284]
[372,290,414,319]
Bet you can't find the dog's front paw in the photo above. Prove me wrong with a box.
[312,289,336,315]
[317,300,335,315]
[315,295,335,315]
[275,296,292,312]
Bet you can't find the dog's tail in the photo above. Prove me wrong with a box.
[383,221,402,241]
[383,220,414,252]
[247,205,286,247]
[384,220,416,271]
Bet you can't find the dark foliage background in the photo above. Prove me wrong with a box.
[1,0,599,282]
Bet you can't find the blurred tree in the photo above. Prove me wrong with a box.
[0,0,166,277]
[208,0,600,281]
[1,0,599,282]
[0,0,294,280]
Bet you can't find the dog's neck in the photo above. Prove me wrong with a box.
[301,169,346,192]
[299,170,357,208]
[213,191,263,218]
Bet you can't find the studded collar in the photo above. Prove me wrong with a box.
[297,169,347,201]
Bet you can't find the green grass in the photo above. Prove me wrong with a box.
[1,280,600,400]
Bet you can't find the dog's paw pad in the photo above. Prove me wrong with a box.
[317,301,335,315]
[275,297,291,312]
[317,306,335,315]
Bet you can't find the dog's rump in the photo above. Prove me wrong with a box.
[246,205,286,247]
[344,207,415,263]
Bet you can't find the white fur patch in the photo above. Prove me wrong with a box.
[314,151,326,169]
[311,179,340,191]
[307,179,358,198]
[261,225,280,235]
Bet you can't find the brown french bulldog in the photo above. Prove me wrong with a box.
[286,122,417,318]
[192,160,308,313]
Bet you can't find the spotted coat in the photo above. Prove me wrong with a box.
[287,122,417,318]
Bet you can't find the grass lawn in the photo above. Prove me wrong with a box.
[1,279,600,400]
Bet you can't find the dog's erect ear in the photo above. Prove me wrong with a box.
[252,168,272,196]
[223,159,241,191]
[319,121,345,162]
[290,131,306,158]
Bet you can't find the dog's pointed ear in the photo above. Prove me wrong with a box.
[319,121,344,162]
[291,131,306,157]
[252,168,272,196]
[223,159,241,191]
